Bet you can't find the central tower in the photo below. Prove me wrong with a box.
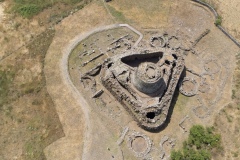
[133,62,166,95]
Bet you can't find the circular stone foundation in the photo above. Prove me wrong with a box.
[179,77,198,96]
[204,60,220,74]
[199,79,211,93]
[168,36,180,49]
[150,35,167,48]
[128,132,152,157]
[131,136,147,153]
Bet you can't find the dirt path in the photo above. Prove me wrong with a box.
[0,2,4,23]
[61,24,119,160]
[43,3,113,159]
[45,21,143,159]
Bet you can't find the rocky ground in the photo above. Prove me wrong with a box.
[0,0,240,159]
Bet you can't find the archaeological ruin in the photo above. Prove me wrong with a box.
[75,20,237,133]
[42,0,240,159]
[76,24,189,131]
[100,49,184,130]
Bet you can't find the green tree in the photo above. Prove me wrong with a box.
[171,125,221,160]
[171,150,183,160]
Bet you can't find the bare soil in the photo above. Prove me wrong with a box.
[0,1,88,160]
[1,0,240,159]
[0,2,5,22]
[214,104,240,159]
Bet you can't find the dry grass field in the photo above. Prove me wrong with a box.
[0,0,240,159]
[208,0,240,41]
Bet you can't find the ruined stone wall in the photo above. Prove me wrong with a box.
[100,51,185,131]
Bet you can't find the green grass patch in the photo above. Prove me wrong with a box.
[24,140,45,159]
[12,0,85,18]
[15,4,41,18]
[107,5,127,22]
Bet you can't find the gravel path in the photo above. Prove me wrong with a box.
[61,24,119,160]
[44,17,142,159]
[43,3,113,159]
[60,23,142,159]
[0,3,5,23]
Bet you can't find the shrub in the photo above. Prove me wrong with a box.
[171,125,221,160]
[215,15,222,26]
[171,150,183,160]
[188,125,221,149]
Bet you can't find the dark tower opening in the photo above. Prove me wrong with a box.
[146,112,155,119]
[165,60,170,65]
[163,68,166,74]
[108,63,113,68]
[172,53,178,60]
[172,62,176,67]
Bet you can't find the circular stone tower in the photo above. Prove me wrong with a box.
[133,62,165,94]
